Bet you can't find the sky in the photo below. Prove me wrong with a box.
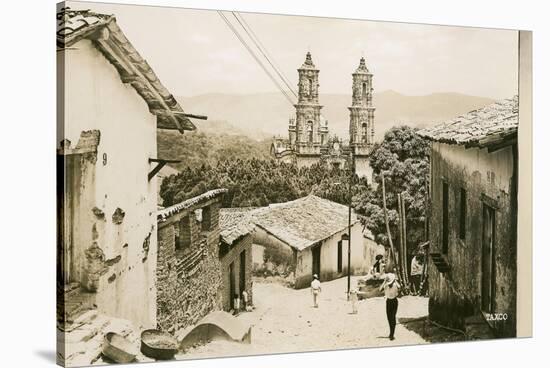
[74,1,519,99]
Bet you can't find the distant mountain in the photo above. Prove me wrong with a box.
[178,91,495,141]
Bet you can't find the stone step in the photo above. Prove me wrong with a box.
[465,315,495,340]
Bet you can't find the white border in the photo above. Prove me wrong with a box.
[1,1,548,367]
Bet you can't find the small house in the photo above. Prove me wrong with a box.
[57,7,196,330]
[251,195,369,289]
[418,96,519,338]
[219,208,256,311]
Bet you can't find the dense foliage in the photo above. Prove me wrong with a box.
[159,125,429,252]
[160,158,368,208]
[355,126,430,250]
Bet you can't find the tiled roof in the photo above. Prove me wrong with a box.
[57,7,196,133]
[157,189,227,222]
[417,96,518,148]
[219,208,257,245]
[253,195,358,251]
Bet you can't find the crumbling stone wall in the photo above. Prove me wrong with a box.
[157,199,224,333]
[220,234,254,311]
[428,142,517,337]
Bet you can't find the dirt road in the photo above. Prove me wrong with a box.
[179,276,429,360]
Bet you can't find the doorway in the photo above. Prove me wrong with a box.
[312,244,321,279]
[229,261,235,310]
[239,250,246,297]
[481,203,496,313]
[58,154,81,285]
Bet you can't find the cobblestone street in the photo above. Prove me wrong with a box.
[179,276,429,360]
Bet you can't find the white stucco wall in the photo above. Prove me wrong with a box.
[60,39,158,328]
[295,222,366,288]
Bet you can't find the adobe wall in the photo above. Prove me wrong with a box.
[428,142,517,337]
[60,39,158,328]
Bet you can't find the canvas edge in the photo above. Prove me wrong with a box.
[56,1,68,367]
[516,29,533,338]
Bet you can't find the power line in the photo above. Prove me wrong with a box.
[218,11,295,106]
[232,12,298,99]
[232,12,328,124]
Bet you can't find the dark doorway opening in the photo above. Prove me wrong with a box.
[312,244,321,279]
[229,261,235,310]
[481,204,496,313]
[239,250,246,297]
[442,181,449,254]
[58,154,81,285]
[337,240,343,273]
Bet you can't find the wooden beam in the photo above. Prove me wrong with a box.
[151,109,208,120]
[99,38,183,133]
[148,158,182,181]
[95,38,135,78]
[149,158,181,164]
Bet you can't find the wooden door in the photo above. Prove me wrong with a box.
[481,204,496,313]
[58,154,79,285]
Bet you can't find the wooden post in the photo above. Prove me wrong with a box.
[381,173,399,278]
[397,193,405,283]
[401,192,409,287]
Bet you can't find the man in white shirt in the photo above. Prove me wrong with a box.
[311,274,321,308]
[380,273,400,340]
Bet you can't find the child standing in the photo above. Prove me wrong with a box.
[349,286,359,314]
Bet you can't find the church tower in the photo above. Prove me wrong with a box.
[349,57,375,151]
[349,57,375,180]
[289,52,328,159]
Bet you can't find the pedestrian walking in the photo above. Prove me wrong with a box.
[311,274,321,308]
[380,273,400,340]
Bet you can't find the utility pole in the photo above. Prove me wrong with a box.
[346,151,354,300]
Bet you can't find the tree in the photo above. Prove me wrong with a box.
[354,126,430,253]
[159,124,429,257]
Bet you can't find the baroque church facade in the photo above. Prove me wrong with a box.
[271,52,375,180]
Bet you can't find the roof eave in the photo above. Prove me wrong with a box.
[57,12,197,134]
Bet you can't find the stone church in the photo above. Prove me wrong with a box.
[271,52,375,180]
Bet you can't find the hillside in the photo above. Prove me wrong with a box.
[157,130,272,171]
[177,91,495,141]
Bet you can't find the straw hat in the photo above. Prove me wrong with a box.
[385,273,396,284]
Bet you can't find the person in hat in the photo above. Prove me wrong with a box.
[380,273,400,340]
[366,254,385,281]
[410,253,425,295]
[311,274,322,308]
[372,254,386,278]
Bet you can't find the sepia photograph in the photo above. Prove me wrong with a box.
[55,1,532,366]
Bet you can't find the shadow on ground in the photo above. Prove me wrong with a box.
[34,350,57,364]
[398,317,466,343]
